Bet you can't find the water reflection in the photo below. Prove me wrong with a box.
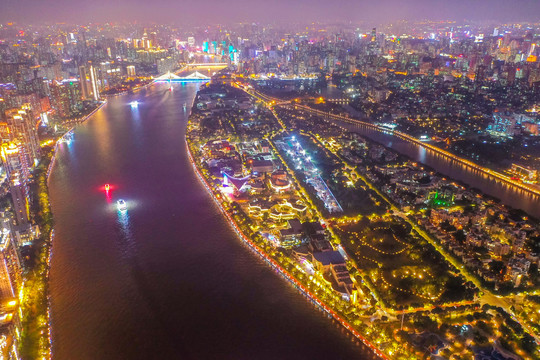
[105,188,112,203]
[117,208,131,237]
[417,145,427,163]
[130,101,141,122]
[92,108,113,164]
[116,203,136,260]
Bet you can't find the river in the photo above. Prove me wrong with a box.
[48,83,372,360]
[336,121,540,218]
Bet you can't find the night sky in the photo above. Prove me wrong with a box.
[1,0,540,24]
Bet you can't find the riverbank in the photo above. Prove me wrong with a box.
[101,80,155,99]
[59,100,107,127]
[18,100,107,359]
[19,149,54,359]
[185,138,390,359]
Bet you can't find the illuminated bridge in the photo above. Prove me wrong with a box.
[154,71,211,82]
[188,62,228,66]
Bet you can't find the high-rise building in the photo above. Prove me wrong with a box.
[49,80,82,119]
[475,65,486,83]
[89,65,99,101]
[1,143,30,183]
[367,28,379,55]
[1,142,31,225]
[3,105,40,166]
[126,65,136,78]
[0,228,22,293]
[0,226,21,360]
[149,32,157,47]
[78,64,100,101]
[78,65,89,100]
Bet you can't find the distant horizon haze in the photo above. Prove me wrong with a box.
[1,0,540,25]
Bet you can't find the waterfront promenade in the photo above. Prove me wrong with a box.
[185,139,390,360]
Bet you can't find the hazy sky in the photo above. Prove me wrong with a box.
[2,0,540,24]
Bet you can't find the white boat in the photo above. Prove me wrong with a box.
[117,199,127,211]
[183,103,187,111]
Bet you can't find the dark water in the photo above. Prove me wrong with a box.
[338,121,540,218]
[48,83,371,360]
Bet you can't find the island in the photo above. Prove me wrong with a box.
[186,77,539,360]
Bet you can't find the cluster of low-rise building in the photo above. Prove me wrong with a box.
[188,83,358,302]
[423,205,538,290]
[328,129,539,293]
[199,136,357,298]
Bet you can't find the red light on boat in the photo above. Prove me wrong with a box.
[105,184,110,191]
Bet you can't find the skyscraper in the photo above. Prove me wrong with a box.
[0,226,21,360]
[126,65,136,78]
[1,142,31,226]
[367,27,379,55]
[89,65,100,101]
[3,104,40,166]
[0,228,22,291]
[78,64,100,101]
[49,80,83,119]
[78,65,89,100]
